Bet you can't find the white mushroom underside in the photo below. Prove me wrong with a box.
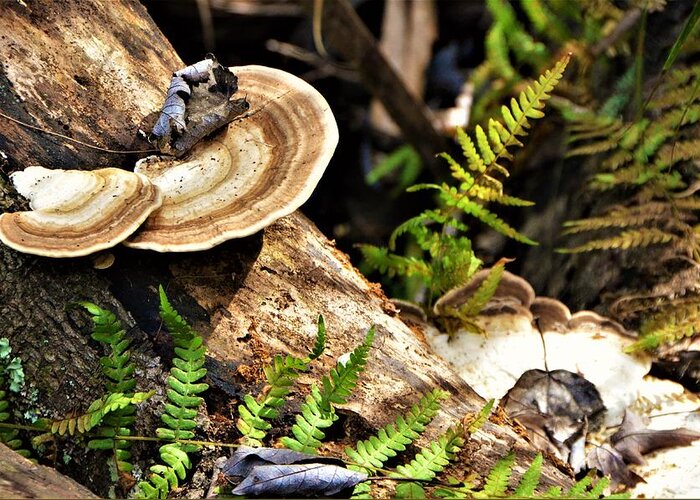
[125,65,339,252]
[426,316,651,426]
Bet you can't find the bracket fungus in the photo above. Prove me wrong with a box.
[424,271,651,426]
[125,65,339,252]
[0,166,162,257]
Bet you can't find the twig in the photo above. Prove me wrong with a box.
[0,110,156,155]
[591,7,643,57]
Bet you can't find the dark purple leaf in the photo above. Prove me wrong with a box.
[501,369,605,467]
[611,410,700,465]
[220,445,344,478]
[151,76,189,139]
[586,444,644,488]
[149,56,248,156]
[230,463,367,497]
[210,65,238,96]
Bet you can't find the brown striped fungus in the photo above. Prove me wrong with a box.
[0,166,162,257]
[0,63,338,256]
[124,65,339,252]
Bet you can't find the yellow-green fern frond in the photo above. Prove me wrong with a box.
[443,260,508,324]
[655,139,700,169]
[562,203,679,234]
[627,298,700,351]
[468,184,535,206]
[455,128,486,173]
[559,227,677,253]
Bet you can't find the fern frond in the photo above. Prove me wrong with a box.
[455,128,486,173]
[391,425,465,481]
[139,287,209,498]
[237,354,307,446]
[237,315,326,446]
[51,392,153,436]
[479,55,570,171]
[282,327,375,453]
[627,298,700,351]
[439,187,537,245]
[655,138,700,169]
[346,389,449,473]
[465,399,495,435]
[513,452,543,497]
[77,302,138,478]
[0,339,30,458]
[562,203,675,234]
[478,450,516,497]
[558,227,676,253]
[447,262,507,321]
[309,314,327,361]
[388,209,462,250]
[359,245,432,283]
[158,285,196,342]
[468,184,535,206]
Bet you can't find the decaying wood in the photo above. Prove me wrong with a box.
[369,0,438,137]
[0,0,572,495]
[308,0,448,168]
[0,443,98,499]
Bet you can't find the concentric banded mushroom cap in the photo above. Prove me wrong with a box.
[433,270,535,317]
[125,65,339,252]
[0,166,162,257]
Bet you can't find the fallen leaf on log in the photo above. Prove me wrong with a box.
[611,409,700,465]
[221,446,367,497]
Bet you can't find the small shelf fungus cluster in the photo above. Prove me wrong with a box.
[396,271,653,471]
[0,58,339,257]
[398,271,700,493]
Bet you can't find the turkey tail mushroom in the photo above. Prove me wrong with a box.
[125,65,339,252]
[0,166,162,257]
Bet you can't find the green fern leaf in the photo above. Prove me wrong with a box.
[477,450,515,497]
[158,285,196,342]
[466,399,495,435]
[513,452,542,497]
[450,261,507,320]
[282,327,375,453]
[51,392,153,436]
[346,388,449,473]
[309,315,327,361]
[391,425,465,481]
[455,128,486,173]
[468,184,534,206]
[359,245,432,283]
[237,354,307,445]
[440,188,537,245]
[139,287,209,498]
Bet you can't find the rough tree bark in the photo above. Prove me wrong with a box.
[0,0,572,496]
